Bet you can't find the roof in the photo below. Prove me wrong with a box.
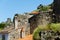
[30,11,40,15]
[0,26,14,34]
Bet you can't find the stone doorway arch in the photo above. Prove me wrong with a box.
[20,27,25,38]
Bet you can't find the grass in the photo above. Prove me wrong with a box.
[50,23,60,31]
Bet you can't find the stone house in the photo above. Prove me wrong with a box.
[0,0,60,40]
[0,11,51,40]
[0,13,33,40]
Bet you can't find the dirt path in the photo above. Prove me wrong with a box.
[18,35,33,40]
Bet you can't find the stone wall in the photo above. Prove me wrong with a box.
[8,29,21,40]
[29,15,38,34]
[12,14,31,39]
[39,30,60,40]
[53,0,60,22]
[29,11,51,34]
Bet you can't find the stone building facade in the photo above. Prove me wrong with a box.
[0,11,51,40]
[0,0,60,39]
[0,13,33,40]
[13,13,32,36]
[29,11,51,34]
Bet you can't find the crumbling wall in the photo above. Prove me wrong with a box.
[39,30,60,40]
[29,11,51,34]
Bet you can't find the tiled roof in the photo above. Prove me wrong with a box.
[30,11,40,15]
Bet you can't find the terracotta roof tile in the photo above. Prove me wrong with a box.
[31,11,40,15]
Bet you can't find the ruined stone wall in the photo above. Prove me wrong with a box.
[12,14,31,39]
[39,30,60,40]
[29,12,51,34]
[53,0,60,15]
[29,15,38,34]
[53,0,60,22]
[37,12,51,26]
[16,15,30,36]
[8,29,21,40]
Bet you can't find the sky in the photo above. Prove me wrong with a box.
[0,0,53,22]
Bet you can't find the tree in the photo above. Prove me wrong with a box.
[34,4,51,12]
[49,3,54,9]
[37,4,43,9]
[0,23,6,29]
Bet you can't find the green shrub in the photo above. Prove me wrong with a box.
[0,23,6,29]
[33,27,41,40]
[33,25,48,40]
[50,23,60,31]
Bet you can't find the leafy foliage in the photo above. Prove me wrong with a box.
[33,26,42,40]
[36,4,51,11]
[0,22,6,29]
[40,6,51,11]
[49,3,54,9]
[33,25,49,40]
[50,23,60,31]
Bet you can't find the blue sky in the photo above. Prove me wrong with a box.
[0,0,53,22]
